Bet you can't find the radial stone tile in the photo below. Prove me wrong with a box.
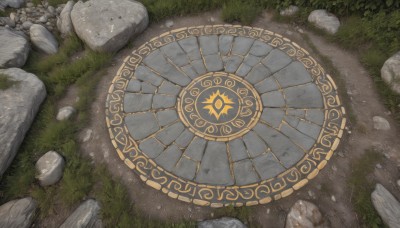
[106,25,346,207]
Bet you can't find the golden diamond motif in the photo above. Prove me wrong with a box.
[202,90,234,120]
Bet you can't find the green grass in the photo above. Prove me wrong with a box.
[221,0,261,25]
[348,149,384,228]
[0,73,17,90]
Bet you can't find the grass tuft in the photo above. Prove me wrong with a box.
[221,0,261,25]
[0,73,17,90]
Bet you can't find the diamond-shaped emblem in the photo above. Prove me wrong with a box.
[202,90,234,120]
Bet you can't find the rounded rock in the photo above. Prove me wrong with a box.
[285,200,328,228]
[381,51,400,95]
[56,106,76,121]
[373,116,390,131]
[280,5,299,16]
[0,197,37,228]
[308,9,340,34]
[30,24,58,54]
[35,151,65,186]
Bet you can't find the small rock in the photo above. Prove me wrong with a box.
[26,2,34,8]
[188,207,192,212]
[165,19,173,28]
[331,165,337,172]
[331,195,336,202]
[0,197,37,228]
[35,151,65,186]
[22,21,32,29]
[1,0,26,8]
[297,28,304,33]
[210,212,214,217]
[30,24,58,54]
[381,51,400,95]
[38,15,47,23]
[156,205,161,210]
[308,9,340,34]
[371,184,400,228]
[373,116,391,131]
[56,0,74,36]
[47,5,55,14]
[285,30,293,36]
[267,208,270,214]
[308,190,316,199]
[280,5,299,16]
[0,17,16,27]
[56,106,76,121]
[198,217,246,228]
[209,17,215,23]
[60,199,102,228]
[285,200,328,228]
[82,129,93,142]
[376,163,382,169]
[337,151,345,157]
[10,12,17,22]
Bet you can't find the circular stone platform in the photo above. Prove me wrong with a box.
[105,25,346,207]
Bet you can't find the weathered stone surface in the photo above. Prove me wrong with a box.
[223,55,243,73]
[0,68,46,176]
[249,40,273,57]
[155,145,182,171]
[198,217,247,228]
[0,0,25,8]
[152,94,176,109]
[60,199,101,228]
[204,54,223,72]
[261,91,285,108]
[155,122,184,145]
[175,129,194,148]
[243,131,268,157]
[30,24,58,54]
[139,137,164,158]
[232,37,254,56]
[124,93,152,112]
[71,0,148,52]
[308,10,340,34]
[246,63,272,84]
[178,37,201,60]
[219,35,234,56]
[0,27,29,68]
[373,116,391,131]
[158,81,181,96]
[262,49,292,73]
[35,151,65,186]
[280,123,316,150]
[134,65,163,86]
[284,84,323,108]
[233,159,260,185]
[156,109,178,126]
[228,138,248,162]
[161,42,189,67]
[285,200,329,228]
[381,51,400,95]
[261,108,285,128]
[0,197,36,228]
[56,106,76,121]
[371,184,400,228]
[253,152,285,180]
[57,0,74,36]
[183,137,206,161]
[274,61,312,88]
[280,5,299,16]
[173,156,197,180]
[125,112,159,140]
[199,35,218,56]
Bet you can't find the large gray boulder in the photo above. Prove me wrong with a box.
[0,0,25,9]
[30,24,58,54]
[198,217,246,228]
[381,51,400,95]
[0,197,37,228]
[371,184,400,228]
[35,151,65,186]
[57,0,75,36]
[0,27,30,68]
[71,0,148,52]
[0,68,46,176]
[60,199,102,228]
[308,10,340,34]
[285,200,329,228]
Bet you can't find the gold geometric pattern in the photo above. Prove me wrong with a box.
[202,90,234,120]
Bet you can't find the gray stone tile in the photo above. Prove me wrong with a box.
[273,61,313,88]
[155,122,185,145]
[280,123,316,151]
[191,59,207,75]
[141,83,157,93]
[261,108,285,128]
[152,94,176,109]
[184,137,207,162]
[195,141,233,185]
[249,40,273,57]
[255,77,280,93]
[125,112,159,140]
[261,49,292,73]
[161,42,190,67]
[156,109,178,127]
[243,131,268,157]
[182,65,199,79]
[178,37,201,60]
[232,37,255,56]
[261,91,285,108]
[158,81,181,96]
[284,83,323,108]
[306,109,325,125]
[243,54,262,67]
[219,35,234,55]
[199,35,218,56]
[284,115,300,128]
[139,137,164,158]
[173,157,197,180]
[228,138,248,162]
[297,120,322,140]
[126,79,141,92]
[143,50,191,86]
[135,65,163,86]
[233,159,260,185]
[155,145,182,172]
[175,129,195,148]
[124,93,153,112]
[253,153,285,180]
[236,63,252,77]
[204,54,223,72]
[253,123,304,168]
[287,109,306,118]
[223,55,243,73]
[245,63,272,84]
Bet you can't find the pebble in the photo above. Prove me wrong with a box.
[376,163,382,169]
[165,20,174,28]
[209,17,215,23]
[82,129,93,142]
[211,212,214,217]
[156,205,161,210]
[337,151,345,157]
[48,6,55,14]
[298,28,304,33]
[188,207,192,212]
[26,3,34,8]
[373,116,391,131]
[308,190,316,199]
[267,208,270,214]
[22,21,33,29]
[331,165,337,172]
[38,15,47,23]
[331,195,336,202]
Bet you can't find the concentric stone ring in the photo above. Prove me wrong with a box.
[105,25,346,207]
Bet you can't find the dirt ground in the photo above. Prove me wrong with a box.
[53,10,400,228]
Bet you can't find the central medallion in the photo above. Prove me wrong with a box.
[177,72,262,141]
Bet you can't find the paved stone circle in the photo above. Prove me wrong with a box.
[105,25,346,207]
